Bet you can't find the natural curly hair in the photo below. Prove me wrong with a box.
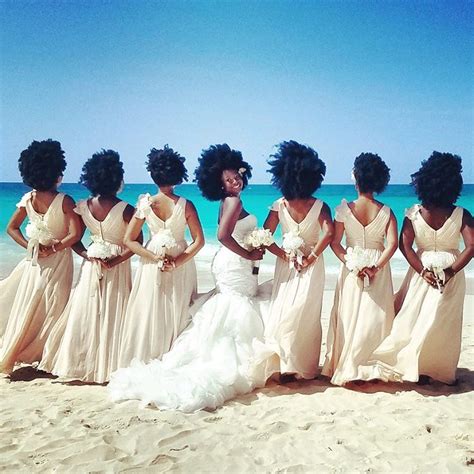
[79,149,124,196]
[353,153,390,194]
[146,145,188,186]
[267,141,326,200]
[411,151,463,207]
[18,139,66,191]
[194,144,252,201]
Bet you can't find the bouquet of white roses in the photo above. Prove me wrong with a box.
[87,234,114,260]
[25,219,54,246]
[245,228,274,274]
[152,228,177,269]
[421,250,454,293]
[344,246,377,289]
[25,218,55,265]
[282,230,305,270]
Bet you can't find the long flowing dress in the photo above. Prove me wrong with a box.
[360,205,466,384]
[108,214,270,413]
[322,199,395,386]
[116,194,197,368]
[39,200,132,383]
[263,198,325,379]
[0,192,73,373]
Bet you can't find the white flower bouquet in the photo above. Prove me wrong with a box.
[344,246,377,289]
[25,219,54,245]
[152,228,177,269]
[245,228,274,274]
[87,235,114,260]
[421,250,454,293]
[282,230,305,270]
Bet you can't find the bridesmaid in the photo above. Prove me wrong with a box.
[0,139,82,374]
[263,141,333,382]
[322,153,398,386]
[39,150,135,383]
[361,152,473,385]
[116,145,204,367]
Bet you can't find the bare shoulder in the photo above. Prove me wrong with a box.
[461,207,473,228]
[123,203,135,222]
[62,194,76,211]
[184,199,199,217]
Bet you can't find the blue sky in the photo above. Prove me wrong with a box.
[1,0,472,184]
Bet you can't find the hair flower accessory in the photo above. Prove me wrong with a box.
[238,167,247,176]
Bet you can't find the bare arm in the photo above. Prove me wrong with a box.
[362,211,398,280]
[6,207,28,249]
[123,214,158,261]
[41,196,82,257]
[445,208,474,281]
[71,219,88,259]
[305,203,334,266]
[104,204,143,268]
[330,220,347,264]
[218,197,262,260]
[171,201,205,268]
[263,209,288,261]
[399,217,437,286]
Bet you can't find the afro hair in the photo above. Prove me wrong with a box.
[267,141,326,200]
[79,149,124,196]
[194,144,252,201]
[146,145,188,186]
[18,139,66,191]
[353,153,390,194]
[411,151,463,207]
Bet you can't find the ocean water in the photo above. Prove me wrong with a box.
[0,182,472,278]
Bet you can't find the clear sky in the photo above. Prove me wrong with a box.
[1,0,472,184]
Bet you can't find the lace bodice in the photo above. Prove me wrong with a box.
[335,199,390,251]
[406,204,462,252]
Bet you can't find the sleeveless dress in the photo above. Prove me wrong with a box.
[116,194,197,368]
[39,200,132,383]
[108,214,270,413]
[322,199,395,386]
[263,198,325,379]
[360,205,466,384]
[0,192,73,373]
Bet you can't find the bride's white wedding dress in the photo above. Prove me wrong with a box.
[108,214,270,412]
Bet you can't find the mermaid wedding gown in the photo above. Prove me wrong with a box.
[108,214,270,412]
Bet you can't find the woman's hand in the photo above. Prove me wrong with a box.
[421,268,438,288]
[359,265,379,281]
[443,267,456,285]
[38,244,55,258]
[247,248,264,261]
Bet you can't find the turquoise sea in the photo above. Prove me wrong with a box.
[1,182,473,278]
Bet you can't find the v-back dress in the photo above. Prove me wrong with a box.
[39,199,132,383]
[263,198,325,379]
[322,199,395,385]
[116,194,197,368]
[360,205,466,384]
[0,192,73,373]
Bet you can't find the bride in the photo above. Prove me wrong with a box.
[108,144,270,412]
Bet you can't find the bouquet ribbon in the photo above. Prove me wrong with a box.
[26,238,40,266]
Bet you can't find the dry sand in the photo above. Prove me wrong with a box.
[1,257,473,473]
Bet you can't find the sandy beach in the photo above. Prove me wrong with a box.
[1,255,473,473]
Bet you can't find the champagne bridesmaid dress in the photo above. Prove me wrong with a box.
[361,205,466,384]
[116,194,197,368]
[263,198,325,379]
[322,199,395,386]
[39,200,132,383]
[0,192,73,373]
